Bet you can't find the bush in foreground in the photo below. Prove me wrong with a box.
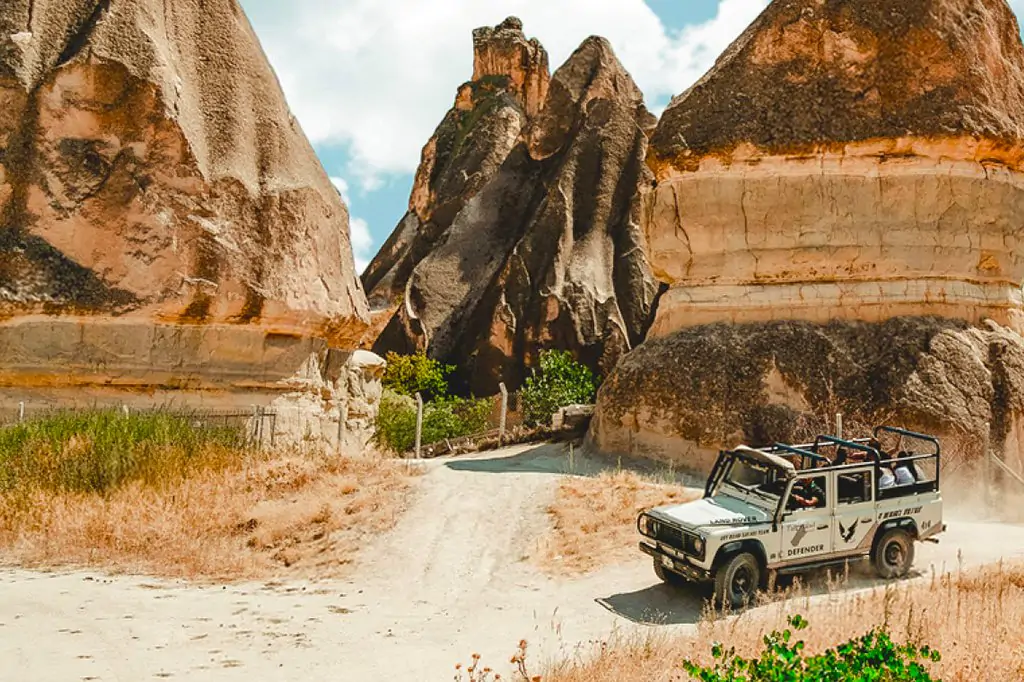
[521,350,598,426]
[683,615,940,681]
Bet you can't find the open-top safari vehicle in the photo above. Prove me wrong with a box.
[638,426,945,609]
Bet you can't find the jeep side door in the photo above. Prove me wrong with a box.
[779,473,833,564]
[832,465,875,557]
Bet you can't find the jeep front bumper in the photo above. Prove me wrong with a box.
[639,542,711,582]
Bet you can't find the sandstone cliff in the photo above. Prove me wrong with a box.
[592,0,1024,468]
[366,19,659,395]
[0,0,375,447]
[645,0,1024,333]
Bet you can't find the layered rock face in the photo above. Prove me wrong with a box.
[366,19,659,395]
[593,0,1024,468]
[645,0,1024,333]
[0,0,375,447]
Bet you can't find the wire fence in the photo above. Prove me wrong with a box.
[0,402,278,449]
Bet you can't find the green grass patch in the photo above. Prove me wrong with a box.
[0,410,247,496]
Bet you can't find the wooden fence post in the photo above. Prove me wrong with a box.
[18,402,24,423]
[251,405,260,446]
[498,383,509,447]
[835,413,843,440]
[415,392,424,459]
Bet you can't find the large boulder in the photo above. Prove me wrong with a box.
[367,19,659,396]
[0,0,372,447]
[592,318,1024,472]
[592,0,1024,468]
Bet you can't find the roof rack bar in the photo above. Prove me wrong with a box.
[771,442,830,464]
[873,426,940,455]
[814,435,881,464]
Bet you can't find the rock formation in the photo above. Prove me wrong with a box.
[365,18,659,395]
[361,17,548,310]
[0,0,376,448]
[645,0,1024,333]
[592,0,1024,469]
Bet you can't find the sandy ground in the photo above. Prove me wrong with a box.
[3,443,1024,681]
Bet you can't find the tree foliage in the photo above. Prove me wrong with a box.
[381,352,454,401]
[520,350,598,426]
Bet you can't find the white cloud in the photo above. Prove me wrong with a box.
[242,0,768,186]
[350,217,373,273]
[329,176,350,204]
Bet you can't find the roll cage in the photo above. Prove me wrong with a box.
[704,425,942,526]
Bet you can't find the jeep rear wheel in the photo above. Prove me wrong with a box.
[874,528,915,579]
[714,552,760,609]
[653,558,686,586]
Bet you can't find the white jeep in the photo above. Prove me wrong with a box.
[638,426,945,609]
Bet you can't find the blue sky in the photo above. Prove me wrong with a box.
[238,0,1024,272]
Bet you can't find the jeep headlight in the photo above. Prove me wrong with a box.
[638,515,651,536]
[693,535,705,555]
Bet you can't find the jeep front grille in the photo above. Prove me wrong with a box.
[647,518,703,560]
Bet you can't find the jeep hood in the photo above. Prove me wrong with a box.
[651,496,773,531]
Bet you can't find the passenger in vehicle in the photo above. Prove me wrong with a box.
[864,438,899,489]
[879,466,896,489]
[893,451,917,486]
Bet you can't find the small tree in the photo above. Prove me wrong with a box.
[382,352,454,401]
[520,349,598,426]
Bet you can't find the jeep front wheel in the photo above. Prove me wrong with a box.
[653,558,685,586]
[874,528,915,579]
[714,552,760,609]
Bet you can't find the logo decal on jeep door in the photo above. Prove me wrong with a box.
[790,524,809,547]
[840,519,859,543]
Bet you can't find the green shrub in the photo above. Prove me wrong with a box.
[683,615,941,681]
[520,349,598,426]
[382,352,454,401]
[0,410,244,496]
[375,390,419,453]
[374,390,492,454]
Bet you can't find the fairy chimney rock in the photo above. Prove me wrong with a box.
[644,0,1024,336]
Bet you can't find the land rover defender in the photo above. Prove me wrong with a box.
[638,426,945,609]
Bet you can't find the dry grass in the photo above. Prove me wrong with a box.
[540,562,1024,682]
[0,447,418,580]
[540,471,700,574]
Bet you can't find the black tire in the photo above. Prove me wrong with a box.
[713,552,760,609]
[873,528,915,579]
[653,558,686,586]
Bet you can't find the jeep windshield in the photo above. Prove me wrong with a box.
[718,455,789,510]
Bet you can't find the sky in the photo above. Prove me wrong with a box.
[238,0,1024,273]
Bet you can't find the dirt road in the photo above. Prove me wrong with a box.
[3,444,1023,681]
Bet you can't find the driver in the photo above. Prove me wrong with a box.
[789,478,825,509]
